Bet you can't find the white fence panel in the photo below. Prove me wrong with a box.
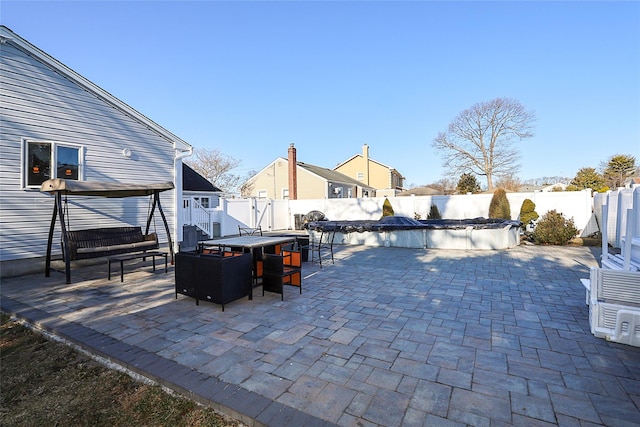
[595,188,638,248]
[271,199,291,231]
[223,199,251,236]
[210,190,596,238]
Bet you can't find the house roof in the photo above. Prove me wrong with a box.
[0,25,192,154]
[397,186,443,196]
[518,183,567,192]
[183,164,221,192]
[298,162,375,189]
[242,158,375,190]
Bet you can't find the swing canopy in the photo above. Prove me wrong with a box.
[41,178,174,197]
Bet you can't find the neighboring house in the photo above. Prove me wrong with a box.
[183,164,223,209]
[518,183,567,192]
[0,25,192,277]
[397,186,443,197]
[334,144,405,196]
[241,144,374,199]
[624,177,640,188]
[182,164,223,239]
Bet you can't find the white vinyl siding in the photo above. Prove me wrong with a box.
[0,40,176,262]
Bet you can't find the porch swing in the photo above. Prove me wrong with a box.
[41,178,175,284]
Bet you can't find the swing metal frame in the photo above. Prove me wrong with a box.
[41,178,175,284]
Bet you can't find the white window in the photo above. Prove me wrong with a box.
[194,197,210,208]
[257,190,268,199]
[282,188,289,199]
[23,139,83,187]
[356,172,364,181]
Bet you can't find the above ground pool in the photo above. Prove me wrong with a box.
[305,216,522,250]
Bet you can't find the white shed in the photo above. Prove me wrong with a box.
[0,25,192,277]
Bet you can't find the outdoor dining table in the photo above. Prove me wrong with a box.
[198,235,298,298]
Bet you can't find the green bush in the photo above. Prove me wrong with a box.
[518,199,539,228]
[381,198,394,219]
[488,188,511,219]
[427,204,442,220]
[532,210,578,245]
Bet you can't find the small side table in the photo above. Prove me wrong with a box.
[108,251,168,282]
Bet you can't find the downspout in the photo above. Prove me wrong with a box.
[174,146,194,252]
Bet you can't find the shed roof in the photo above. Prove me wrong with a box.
[183,164,221,192]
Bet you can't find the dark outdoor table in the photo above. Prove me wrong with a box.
[198,235,297,299]
[108,251,168,282]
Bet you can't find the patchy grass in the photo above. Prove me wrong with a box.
[0,313,242,427]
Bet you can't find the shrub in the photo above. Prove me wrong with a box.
[532,210,578,245]
[414,212,422,220]
[427,204,442,220]
[381,198,394,219]
[518,199,539,229]
[488,188,511,219]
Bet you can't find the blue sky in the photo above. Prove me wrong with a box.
[3,1,639,187]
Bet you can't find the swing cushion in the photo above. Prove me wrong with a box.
[65,227,159,260]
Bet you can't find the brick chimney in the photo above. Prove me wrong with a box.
[288,143,297,200]
[363,143,370,186]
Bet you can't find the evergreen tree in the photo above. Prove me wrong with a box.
[381,198,395,219]
[457,173,481,194]
[570,167,607,192]
[602,154,636,188]
[427,204,442,220]
[488,188,511,219]
[519,199,539,228]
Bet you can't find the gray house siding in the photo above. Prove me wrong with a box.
[0,28,183,270]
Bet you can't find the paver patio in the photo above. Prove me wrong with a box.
[2,245,639,426]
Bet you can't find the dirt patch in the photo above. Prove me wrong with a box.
[0,313,242,427]
[568,237,601,246]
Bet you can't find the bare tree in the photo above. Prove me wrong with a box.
[186,148,241,194]
[427,176,457,195]
[433,98,535,191]
[494,173,523,192]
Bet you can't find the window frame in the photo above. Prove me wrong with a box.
[22,139,84,189]
[198,197,210,209]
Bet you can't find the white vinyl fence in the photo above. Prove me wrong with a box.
[213,190,595,239]
[595,187,640,248]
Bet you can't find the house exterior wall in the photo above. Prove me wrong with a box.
[243,159,333,200]
[245,159,290,199]
[0,34,178,272]
[335,157,402,190]
[368,161,394,190]
[298,169,328,199]
[335,157,367,185]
